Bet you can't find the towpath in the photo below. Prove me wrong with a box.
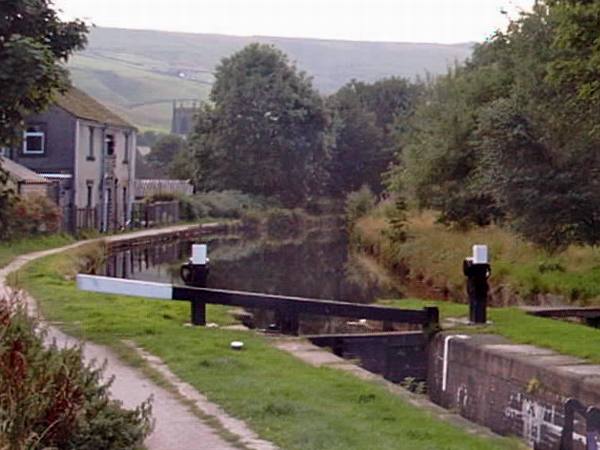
[0,223,277,450]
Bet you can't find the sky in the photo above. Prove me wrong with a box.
[54,0,535,44]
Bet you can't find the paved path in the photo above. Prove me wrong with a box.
[0,224,276,450]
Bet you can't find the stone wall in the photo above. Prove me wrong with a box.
[428,333,600,449]
[309,331,427,383]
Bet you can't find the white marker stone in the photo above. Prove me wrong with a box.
[230,341,244,350]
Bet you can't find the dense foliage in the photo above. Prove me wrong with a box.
[190,44,327,206]
[188,43,419,206]
[0,0,87,240]
[325,78,419,196]
[392,1,600,249]
[0,297,152,450]
[0,0,88,146]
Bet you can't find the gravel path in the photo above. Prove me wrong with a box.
[0,225,276,450]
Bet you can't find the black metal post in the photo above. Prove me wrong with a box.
[191,300,206,326]
[180,261,210,326]
[463,259,491,324]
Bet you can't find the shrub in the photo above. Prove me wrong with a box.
[0,295,152,450]
[345,185,376,226]
[180,191,272,221]
[264,208,305,238]
[9,194,62,237]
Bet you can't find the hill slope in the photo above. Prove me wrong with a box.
[69,27,473,131]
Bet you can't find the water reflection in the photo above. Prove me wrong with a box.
[105,228,405,304]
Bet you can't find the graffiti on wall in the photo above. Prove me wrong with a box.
[504,393,588,449]
[560,398,600,450]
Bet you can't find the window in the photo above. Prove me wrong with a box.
[88,127,95,160]
[105,134,115,156]
[0,147,8,157]
[23,126,45,155]
[86,180,93,208]
[123,186,128,222]
[123,133,129,163]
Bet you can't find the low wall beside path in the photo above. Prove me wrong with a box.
[428,333,600,450]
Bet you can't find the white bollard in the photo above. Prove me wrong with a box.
[191,244,207,265]
[472,244,488,264]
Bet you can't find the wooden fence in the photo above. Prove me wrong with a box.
[75,207,98,231]
[132,200,180,228]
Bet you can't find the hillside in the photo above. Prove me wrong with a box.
[69,27,473,131]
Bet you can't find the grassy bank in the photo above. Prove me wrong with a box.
[381,298,600,364]
[354,209,600,305]
[0,234,75,268]
[10,246,520,450]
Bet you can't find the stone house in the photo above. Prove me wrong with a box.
[5,87,137,232]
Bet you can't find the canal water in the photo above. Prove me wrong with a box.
[104,227,405,305]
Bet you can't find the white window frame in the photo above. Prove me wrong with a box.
[23,130,45,155]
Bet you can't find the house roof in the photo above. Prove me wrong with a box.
[54,87,136,129]
[0,157,50,185]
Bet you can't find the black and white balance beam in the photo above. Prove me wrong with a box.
[76,274,439,330]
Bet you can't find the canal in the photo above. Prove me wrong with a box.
[104,226,407,305]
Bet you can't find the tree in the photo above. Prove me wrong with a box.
[326,78,420,196]
[392,0,600,248]
[190,44,327,206]
[0,0,87,238]
[147,134,185,168]
[0,0,88,146]
[546,0,600,110]
[399,62,508,227]
[169,146,196,180]
[325,86,383,196]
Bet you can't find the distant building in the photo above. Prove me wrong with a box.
[5,87,137,232]
[171,101,199,135]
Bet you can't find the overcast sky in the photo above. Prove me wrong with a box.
[54,0,535,44]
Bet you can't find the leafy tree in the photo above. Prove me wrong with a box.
[147,134,185,168]
[0,0,88,146]
[546,0,600,110]
[136,130,165,147]
[325,87,383,196]
[326,78,420,196]
[399,62,508,227]
[190,44,327,206]
[169,146,196,180]
[0,0,87,238]
[393,1,600,248]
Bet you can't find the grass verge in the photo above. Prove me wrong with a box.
[10,246,521,450]
[0,234,75,268]
[380,298,600,363]
[354,209,600,304]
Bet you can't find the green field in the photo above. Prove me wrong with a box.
[68,27,472,131]
[10,245,521,450]
[70,53,211,131]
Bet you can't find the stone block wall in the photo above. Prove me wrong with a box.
[428,333,600,449]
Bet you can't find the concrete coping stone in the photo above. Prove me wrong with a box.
[483,344,557,356]
[555,364,600,377]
